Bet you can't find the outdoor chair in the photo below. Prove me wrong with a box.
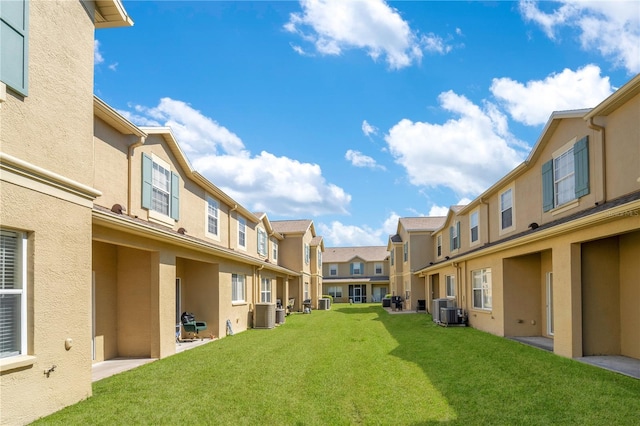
[180,311,207,340]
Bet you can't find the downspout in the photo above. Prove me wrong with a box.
[127,136,145,216]
[228,204,238,249]
[479,197,489,244]
[588,117,606,205]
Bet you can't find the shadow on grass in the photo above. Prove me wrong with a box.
[342,304,640,425]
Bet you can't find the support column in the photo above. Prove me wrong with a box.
[552,243,582,358]
[150,252,176,359]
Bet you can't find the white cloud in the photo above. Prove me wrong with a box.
[362,120,377,137]
[385,91,526,196]
[345,149,385,170]
[108,62,118,71]
[318,211,400,246]
[94,40,104,65]
[491,65,614,126]
[519,0,640,73]
[123,98,351,217]
[428,197,471,217]
[284,0,453,69]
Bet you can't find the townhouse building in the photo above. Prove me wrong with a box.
[92,102,315,362]
[0,1,133,424]
[415,74,640,362]
[322,246,390,303]
[270,220,324,310]
[387,217,446,310]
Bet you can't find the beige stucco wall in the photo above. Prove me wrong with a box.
[619,231,640,359]
[0,1,100,424]
[0,184,94,425]
[503,254,542,337]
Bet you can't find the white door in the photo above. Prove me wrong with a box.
[353,286,361,303]
[546,272,554,336]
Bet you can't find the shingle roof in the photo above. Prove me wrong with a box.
[399,216,446,231]
[389,234,402,243]
[271,219,313,234]
[323,246,389,262]
[310,236,323,246]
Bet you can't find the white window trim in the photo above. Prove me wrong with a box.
[451,221,460,253]
[470,209,480,246]
[205,195,220,240]
[445,275,455,298]
[0,230,27,360]
[374,263,383,275]
[436,234,442,258]
[232,274,246,304]
[549,138,579,214]
[257,227,267,257]
[472,268,492,311]
[329,264,338,276]
[260,277,272,303]
[237,216,246,251]
[148,154,175,227]
[499,185,516,235]
[304,243,310,265]
[271,238,278,261]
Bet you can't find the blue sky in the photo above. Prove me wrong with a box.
[94,0,639,247]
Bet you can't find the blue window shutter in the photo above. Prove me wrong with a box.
[456,222,461,249]
[350,263,354,275]
[360,262,364,274]
[542,159,554,212]
[141,153,152,209]
[0,0,29,95]
[171,172,180,220]
[574,136,590,198]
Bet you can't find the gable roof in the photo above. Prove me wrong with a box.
[399,217,447,232]
[323,246,389,263]
[310,235,324,251]
[271,219,315,236]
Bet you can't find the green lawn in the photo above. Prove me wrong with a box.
[35,304,640,425]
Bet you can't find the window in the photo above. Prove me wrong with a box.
[317,249,322,268]
[350,262,363,275]
[390,249,394,266]
[260,278,271,303]
[0,230,27,359]
[437,235,442,257]
[304,282,310,300]
[237,216,246,249]
[450,221,460,250]
[0,0,29,96]
[232,274,245,303]
[445,275,455,298]
[257,228,267,256]
[272,239,278,261]
[542,137,590,212]
[375,263,383,275]
[304,244,310,265]
[472,269,492,310]
[500,188,513,230]
[470,211,479,243]
[329,264,338,276]
[403,242,408,262]
[328,286,342,298]
[205,196,219,238]
[142,154,179,221]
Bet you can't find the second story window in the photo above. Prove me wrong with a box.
[542,137,589,212]
[304,243,310,265]
[403,242,408,262]
[142,154,179,221]
[257,228,267,256]
[272,239,278,261]
[206,196,219,238]
[317,249,322,267]
[450,221,460,250]
[238,216,246,249]
[329,264,338,276]
[375,263,383,275]
[470,211,479,243]
[390,249,394,266]
[500,188,513,231]
[437,235,442,257]
[350,262,363,275]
